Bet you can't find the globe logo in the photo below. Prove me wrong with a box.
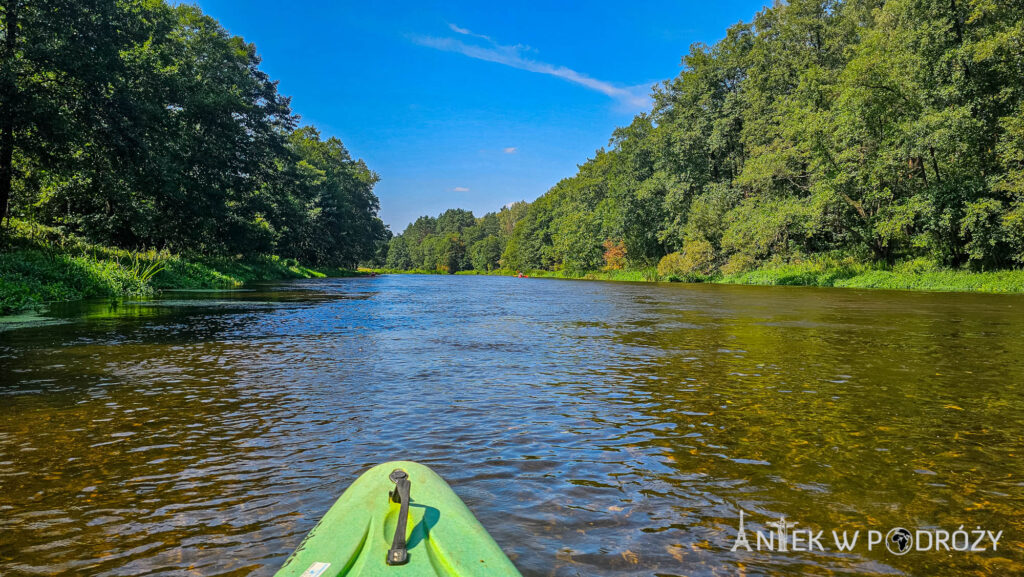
[886,527,913,555]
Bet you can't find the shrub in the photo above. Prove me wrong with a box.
[657,239,717,281]
[894,257,941,275]
[657,252,686,279]
[1003,202,1024,265]
[602,239,627,270]
[961,198,1007,268]
[720,252,758,276]
[720,196,818,259]
[680,239,718,275]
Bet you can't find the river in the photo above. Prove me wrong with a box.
[1,275,1022,576]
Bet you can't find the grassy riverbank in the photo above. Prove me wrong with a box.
[716,260,1024,293]
[0,220,364,315]
[376,258,1024,294]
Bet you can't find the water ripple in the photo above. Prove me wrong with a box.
[1,277,1023,575]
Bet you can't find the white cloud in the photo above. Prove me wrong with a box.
[453,186,470,192]
[447,22,493,42]
[503,147,517,154]
[411,25,650,109]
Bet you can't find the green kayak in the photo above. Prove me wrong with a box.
[274,461,522,577]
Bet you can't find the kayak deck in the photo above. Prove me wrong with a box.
[274,461,521,577]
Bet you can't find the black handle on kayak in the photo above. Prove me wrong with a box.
[386,469,411,565]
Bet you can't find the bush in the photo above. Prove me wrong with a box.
[681,239,718,275]
[720,196,818,260]
[602,239,627,270]
[657,252,687,279]
[894,257,941,275]
[718,254,866,287]
[657,239,717,281]
[1003,202,1024,265]
[720,252,758,276]
[961,198,1008,268]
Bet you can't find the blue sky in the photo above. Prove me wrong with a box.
[187,0,769,232]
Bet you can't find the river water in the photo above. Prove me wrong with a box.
[1,275,1022,576]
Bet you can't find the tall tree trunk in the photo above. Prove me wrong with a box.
[0,0,17,225]
[929,147,942,184]
[0,111,12,226]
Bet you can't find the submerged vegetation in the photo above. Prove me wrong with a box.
[0,1,388,313]
[387,0,1024,292]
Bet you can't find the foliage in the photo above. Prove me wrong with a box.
[389,0,1024,282]
[384,204,528,274]
[680,239,718,276]
[720,252,758,276]
[0,220,365,314]
[720,257,1024,293]
[451,267,660,283]
[656,239,717,281]
[0,0,386,268]
[471,236,503,271]
[656,252,688,280]
[601,240,627,270]
[387,256,1024,294]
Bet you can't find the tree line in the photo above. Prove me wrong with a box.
[389,0,1024,276]
[384,204,528,272]
[0,0,387,267]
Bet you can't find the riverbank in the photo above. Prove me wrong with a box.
[0,220,365,315]
[374,259,1024,294]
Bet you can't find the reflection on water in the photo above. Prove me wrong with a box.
[1,276,1023,576]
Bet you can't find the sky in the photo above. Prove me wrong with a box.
[187,0,770,232]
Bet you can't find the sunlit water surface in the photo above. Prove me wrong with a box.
[1,276,1023,576]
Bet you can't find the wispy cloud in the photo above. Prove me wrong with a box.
[503,147,518,154]
[453,186,470,192]
[447,22,494,43]
[411,24,650,109]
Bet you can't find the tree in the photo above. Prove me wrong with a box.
[436,208,476,234]
[386,236,414,270]
[284,127,387,266]
[0,0,149,225]
[390,0,1024,276]
[2,1,388,268]
[470,236,502,271]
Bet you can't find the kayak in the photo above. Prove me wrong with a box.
[273,461,522,577]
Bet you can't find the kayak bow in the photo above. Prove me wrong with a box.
[274,461,522,577]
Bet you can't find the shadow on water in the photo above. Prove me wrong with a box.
[1,275,1022,576]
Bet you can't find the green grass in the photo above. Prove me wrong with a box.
[717,259,1024,293]
[0,220,366,315]
[379,259,1024,294]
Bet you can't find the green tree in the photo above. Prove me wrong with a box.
[470,236,503,271]
[284,126,387,266]
[386,236,414,270]
[0,0,152,225]
[383,0,1024,276]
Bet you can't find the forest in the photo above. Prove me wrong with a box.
[387,0,1024,282]
[0,0,388,268]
